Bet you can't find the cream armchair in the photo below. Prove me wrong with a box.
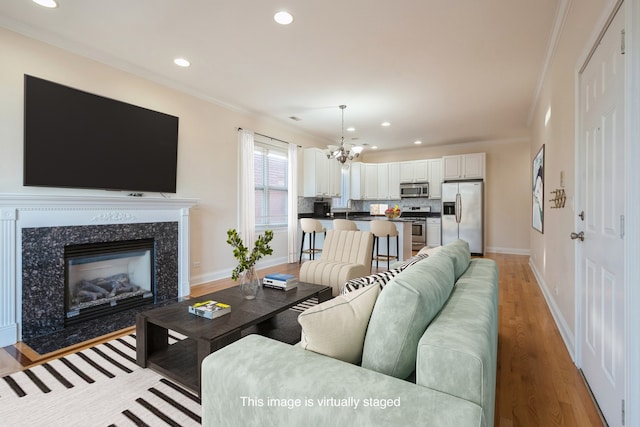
[299,229,373,296]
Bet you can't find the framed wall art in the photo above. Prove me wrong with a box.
[532,144,545,233]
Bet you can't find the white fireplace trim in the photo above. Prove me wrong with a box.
[0,194,197,347]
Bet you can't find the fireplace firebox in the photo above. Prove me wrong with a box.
[64,239,155,326]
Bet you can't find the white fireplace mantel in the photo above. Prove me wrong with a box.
[0,193,198,347]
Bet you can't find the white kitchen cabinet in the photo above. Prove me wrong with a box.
[400,160,428,183]
[377,163,389,199]
[462,153,485,179]
[388,162,401,199]
[350,162,364,200]
[427,158,443,199]
[328,159,343,197]
[376,163,401,200]
[363,163,378,199]
[351,162,378,200]
[374,163,401,200]
[442,153,485,180]
[351,161,423,200]
[427,217,441,247]
[303,148,342,197]
[442,156,462,180]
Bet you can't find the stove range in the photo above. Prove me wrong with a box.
[400,207,430,249]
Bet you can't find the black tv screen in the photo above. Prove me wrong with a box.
[24,75,179,193]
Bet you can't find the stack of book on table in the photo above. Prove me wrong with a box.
[188,300,231,319]
[263,273,298,291]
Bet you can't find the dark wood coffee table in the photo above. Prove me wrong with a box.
[136,281,331,395]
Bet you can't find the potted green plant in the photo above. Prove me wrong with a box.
[226,229,274,299]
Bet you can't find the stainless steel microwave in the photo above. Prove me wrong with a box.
[400,182,429,198]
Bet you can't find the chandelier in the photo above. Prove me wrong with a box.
[325,105,363,164]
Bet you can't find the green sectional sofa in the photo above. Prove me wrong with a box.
[201,240,499,427]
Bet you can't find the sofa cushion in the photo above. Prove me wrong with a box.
[298,283,380,364]
[439,239,471,280]
[416,258,499,427]
[457,258,499,284]
[341,267,402,294]
[361,251,456,379]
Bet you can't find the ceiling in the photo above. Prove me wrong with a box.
[0,0,561,151]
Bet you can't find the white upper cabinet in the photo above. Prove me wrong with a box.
[328,159,343,197]
[442,153,485,180]
[347,158,446,200]
[442,156,462,180]
[388,163,401,199]
[462,153,485,179]
[427,158,443,199]
[377,163,389,199]
[400,160,429,183]
[350,162,364,200]
[303,148,342,197]
[350,162,401,200]
[363,163,378,199]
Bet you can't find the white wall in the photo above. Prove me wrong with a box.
[362,138,531,254]
[529,0,612,350]
[0,28,327,287]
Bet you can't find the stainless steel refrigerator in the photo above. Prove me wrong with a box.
[441,181,484,255]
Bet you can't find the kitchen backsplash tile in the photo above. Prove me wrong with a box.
[298,196,440,214]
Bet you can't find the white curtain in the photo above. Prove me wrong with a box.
[238,129,255,248]
[287,143,299,263]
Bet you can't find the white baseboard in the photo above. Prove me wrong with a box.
[528,258,576,362]
[485,246,531,255]
[190,256,290,288]
[0,323,17,347]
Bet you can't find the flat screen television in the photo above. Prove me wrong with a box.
[24,75,179,193]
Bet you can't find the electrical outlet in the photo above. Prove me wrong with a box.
[193,261,201,268]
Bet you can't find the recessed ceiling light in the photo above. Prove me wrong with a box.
[381,121,391,127]
[274,11,294,25]
[414,140,422,145]
[32,0,58,8]
[346,127,356,132]
[371,146,378,150]
[174,58,191,67]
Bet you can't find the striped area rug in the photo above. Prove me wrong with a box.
[0,333,201,427]
[290,297,318,313]
[0,301,317,427]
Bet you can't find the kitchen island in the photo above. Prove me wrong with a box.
[298,215,413,264]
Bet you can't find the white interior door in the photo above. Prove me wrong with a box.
[577,6,626,426]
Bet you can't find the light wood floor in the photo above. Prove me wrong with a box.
[0,254,604,426]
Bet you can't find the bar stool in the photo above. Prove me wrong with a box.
[370,220,399,270]
[333,219,359,231]
[299,218,326,264]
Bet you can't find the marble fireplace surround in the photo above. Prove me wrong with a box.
[0,194,197,350]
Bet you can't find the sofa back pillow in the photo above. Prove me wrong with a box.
[439,239,471,280]
[298,283,380,364]
[361,251,456,378]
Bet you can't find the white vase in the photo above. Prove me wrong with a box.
[240,267,261,299]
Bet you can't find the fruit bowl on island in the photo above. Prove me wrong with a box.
[384,206,401,219]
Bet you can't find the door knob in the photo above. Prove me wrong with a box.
[570,231,584,241]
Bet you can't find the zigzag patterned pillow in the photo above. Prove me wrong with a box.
[341,268,403,295]
[391,253,430,271]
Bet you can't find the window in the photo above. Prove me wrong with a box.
[254,141,288,227]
